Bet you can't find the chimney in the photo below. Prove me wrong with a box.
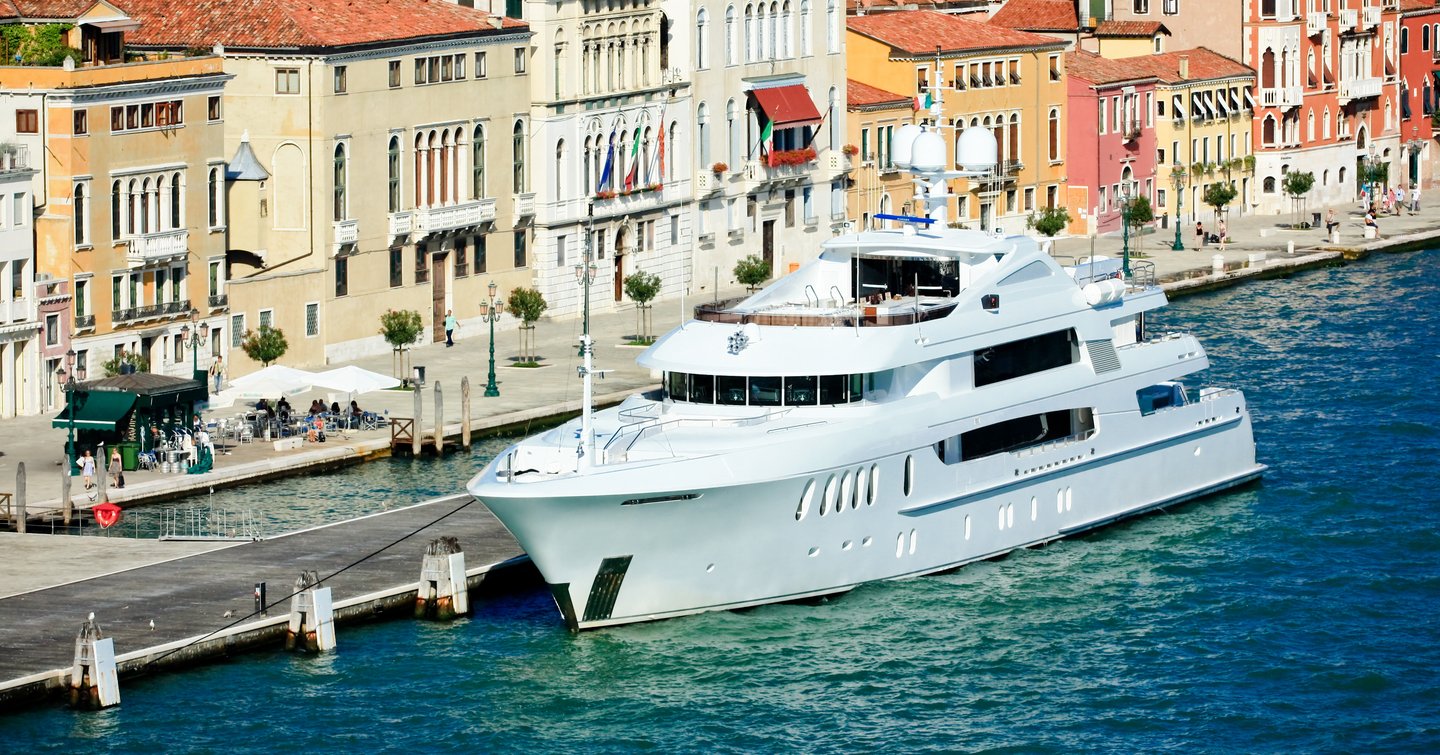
[1178,55,1190,80]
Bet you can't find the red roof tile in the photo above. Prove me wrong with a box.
[121,0,525,51]
[1063,50,1156,86]
[1142,47,1253,83]
[0,0,114,21]
[848,9,1066,56]
[988,0,1079,32]
[1401,0,1440,13]
[1094,20,1169,38]
[847,78,910,108]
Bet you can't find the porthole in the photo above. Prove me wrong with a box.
[842,540,854,551]
[852,467,863,509]
[998,505,1006,530]
[895,532,905,558]
[964,515,972,540]
[839,471,853,513]
[1030,496,1038,521]
[868,464,879,505]
[862,536,873,547]
[796,479,816,521]
[808,547,820,557]
[1194,446,1202,456]
[821,475,836,516]
[903,455,914,496]
[908,529,918,555]
[1065,487,1073,511]
[1006,503,1015,528]
[1056,489,1064,514]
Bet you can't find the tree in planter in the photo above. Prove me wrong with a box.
[505,287,548,366]
[1361,161,1389,209]
[240,325,288,367]
[1203,181,1239,229]
[1026,206,1071,237]
[1122,195,1154,259]
[101,350,149,377]
[1282,171,1316,229]
[623,270,663,344]
[733,254,772,291]
[378,309,424,381]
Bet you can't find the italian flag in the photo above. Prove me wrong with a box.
[761,119,774,166]
[624,129,641,190]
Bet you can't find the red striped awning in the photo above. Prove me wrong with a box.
[751,85,823,128]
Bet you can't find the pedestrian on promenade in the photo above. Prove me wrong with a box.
[1365,209,1383,240]
[1412,185,1421,214]
[444,310,458,347]
[1218,219,1228,251]
[1195,221,1205,247]
[109,448,125,489]
[208,356,224,393]
[1325,208,1339,237]
[80,449,96,490]
[1384,187,1395,216]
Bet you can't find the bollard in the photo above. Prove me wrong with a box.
[1331,230,1340,245]
[69,616,119,709]
[1211,254,1225,275]
[1287,240,1295,256]
[461,377,472,450]
[254,581,267,616]
[15,462,25,534]
[434,381,444,456]
[415,537,469,620]
[412,383,423,457]
[285,571,336,653]
[61,461,72,526]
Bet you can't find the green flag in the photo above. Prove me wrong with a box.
[761,119,774,164]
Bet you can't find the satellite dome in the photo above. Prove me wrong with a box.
[891,123,922,169]
[911,130,946,172]
[956,127,998,173]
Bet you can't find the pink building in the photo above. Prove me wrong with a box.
[1065,50,1161,234]
[1398,0,1440,189]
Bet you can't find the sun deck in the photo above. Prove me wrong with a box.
[693,296,959,327]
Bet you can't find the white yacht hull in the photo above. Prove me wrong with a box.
[472,391,1265,630]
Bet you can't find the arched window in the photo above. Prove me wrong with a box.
[127,179,137,236]
[800,0,812,57]
[1008,113,1020,163]
[826,0,838,53]
[642,127,654,184]
[744,4,754,63]
[170,171,181,229]
[828,87,840,150]
[1323,106,1332,138]
[1307,109,1315,141]
[439,130,451,204]
[111,180,121,239]
[388,137,401,212]
[73,184,86,245]
[668,121,678,179]
[206,169,219,227]
[1425,24,1432,51]
[415,134,426,207]
[698,102,712,166]
[139,178,151,234]
[696,9,709,69]
[472,125,486,199]
[333,144,347,221]
[1262,115,1277,145]
[555,139,566,199]
[725,5,737,65]
[727,98,740,166]
[781,1,792,59]
[512,120,526,194]
[1047,108,1059,162]
[766,2,777,60]
[1263,176,1276,193]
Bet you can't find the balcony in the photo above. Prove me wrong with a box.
[413,198,497,238]
[113,299,190,325]
[825,149,853,174]
[1121,122,1143,142]
[1260,85,1303,109]
[743,149,820,191]
[208,293,228,309]
[515,192,536,222]
[0,298,35,325]
[1307,11,1326,37]
[1362,6,1380,29]
[695,170,722,195]
[74,313,95,330]
[0,145,30,172]
[1339,76,1383,103]
[1338,8,1357,31]
[125,229,188,267]
[388,210,414,238]
[333,218,358,246]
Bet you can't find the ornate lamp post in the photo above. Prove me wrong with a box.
[179,308,210,376]
[58,348,86,475]
[1170,161,1187,251]
[1120,182,1133,276]
[1365,143,1380,210]
[574,236,599,354]
[478,281,504,398]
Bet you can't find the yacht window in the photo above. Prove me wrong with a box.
[749,376,782,406]
[819,374,849,404]
[973,329,1078,387]
[716,375,747,405]
[666,371,689,402]
[690,374,715,403]
[850,373,865,401]
[784,375,817,405]
[953,408,1095,463]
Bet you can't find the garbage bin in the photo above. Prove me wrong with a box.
[119,441,140,472]
[413,365,426,386]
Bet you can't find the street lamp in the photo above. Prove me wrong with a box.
[478,281,504,397]
[1119,182,1133,277]
[1365,143,1380,210]
[1170,161,1187,251]
[574,235,598,356]
[58,348,86,475]
[179,308,210,376]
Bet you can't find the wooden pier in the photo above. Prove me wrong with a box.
[0,494,527,710]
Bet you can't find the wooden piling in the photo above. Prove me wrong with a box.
[68,617,119,709]
[96,448,107,506]
[60,460,71,526]
[433,382,444,455]
[15,462,25,534]
[461,377,471,450]
[414,537,468,620]
[411,384,422,458]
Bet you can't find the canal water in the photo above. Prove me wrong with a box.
[4,251,1439,752]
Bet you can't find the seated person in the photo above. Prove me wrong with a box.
[306,414,326,443]
[1364,210,1382,238]
[275,397,291,416]
[255,398,271,415]
[350,400,363,418]
[330,401,341,414]
[308,399,323,415]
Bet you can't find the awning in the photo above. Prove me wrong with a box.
[751,85,823,128]
[51,391,136,431]
[84,18,142,33]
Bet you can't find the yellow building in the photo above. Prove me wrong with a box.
[0,1,231,389]
[124,0,533,375]
[846,10,1069,232]
[845,79,918,229]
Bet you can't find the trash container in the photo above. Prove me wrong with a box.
[119,441,140,472]
[413,365,426,386]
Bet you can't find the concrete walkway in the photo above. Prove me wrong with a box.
[2,197,1435,519]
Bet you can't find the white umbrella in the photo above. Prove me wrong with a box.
[312,365,401,395]
[211,365,318,407]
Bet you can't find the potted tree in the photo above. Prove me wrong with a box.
[1203,182,1238,232]
[1026,206,1071,238]
[378,309,424,383]
[623,270,662,345]
[733,254,772,292]
[505,287,549,366]
[1282,171,1316,229]
[240,325,288,367]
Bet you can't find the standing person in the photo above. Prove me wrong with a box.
[1325,208,1339,237]
[444,310,458,347]
[1217,218,1228,251]
[208,356,224,393]
[1195,221,1206,247]
[1411,184,1421,214]
[80,449,96,490]
[109,448,123,489]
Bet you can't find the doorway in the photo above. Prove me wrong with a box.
[613,226,628,302]
[432,252,448,343]
[762,219,775,270]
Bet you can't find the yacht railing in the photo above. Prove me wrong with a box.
[601,408,791,464]
[694,297,958,327]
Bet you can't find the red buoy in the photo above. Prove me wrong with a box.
[93,502,122,529]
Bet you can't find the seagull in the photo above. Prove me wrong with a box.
[149,619,155,631]
[223,610,234,618]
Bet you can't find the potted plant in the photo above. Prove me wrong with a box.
[623,270,662,345]
[505,287,548,366]
[842,144,859,157]
[711,161,728,174]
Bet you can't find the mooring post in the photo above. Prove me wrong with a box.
[254,582,267,616]
[412,383,423,457]
[461,377,472,450]
[434,382,444,455]
[60,461,72,526]
[415,536,468,620]
[285,571,335,653]
[69,615,119,709]
[96,447,108,505]
[15,462,26,534]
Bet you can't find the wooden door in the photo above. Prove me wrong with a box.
[762,219,775,270]
[432,253,447,343]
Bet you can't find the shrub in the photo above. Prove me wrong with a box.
[734,255,772,290]
[241,325,288,367]
[1026,206,1071,237]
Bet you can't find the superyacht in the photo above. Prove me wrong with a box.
[467,122,1266,631]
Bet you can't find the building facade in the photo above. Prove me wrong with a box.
[0,148,39,417]
[1109,0,1246,60]
[845,79,917,230]
[1064,51,1160,235]
[1398,0,1440,189]
[847,10,1070,234]
[125,0,534,374]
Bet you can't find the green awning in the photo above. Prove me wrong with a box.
[51,391,137,431]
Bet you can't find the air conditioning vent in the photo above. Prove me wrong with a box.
[1087,339,1121,373]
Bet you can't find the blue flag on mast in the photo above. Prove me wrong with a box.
[599,136,615,191]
